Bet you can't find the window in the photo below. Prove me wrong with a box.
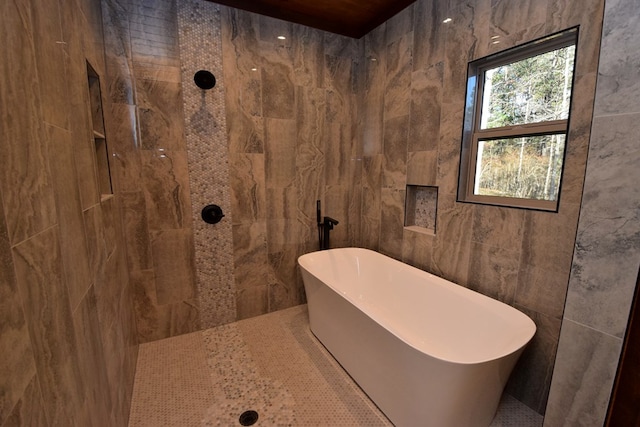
[458,28,578,211]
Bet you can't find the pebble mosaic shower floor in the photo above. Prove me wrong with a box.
[128,305,543,426]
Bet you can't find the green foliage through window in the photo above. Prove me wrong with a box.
[458,28,578,211]
[475,134,566,201]
[481,46,575,129]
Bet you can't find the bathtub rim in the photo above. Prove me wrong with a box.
[298,247,537,365]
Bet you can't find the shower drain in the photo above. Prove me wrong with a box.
[239,410,259,426]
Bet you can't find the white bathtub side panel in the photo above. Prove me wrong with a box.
[299,249,536,364]
[302,268,520,427]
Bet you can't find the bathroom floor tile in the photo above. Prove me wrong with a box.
[128,305,543,426]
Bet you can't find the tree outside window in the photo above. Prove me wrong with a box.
[458,28,578,211]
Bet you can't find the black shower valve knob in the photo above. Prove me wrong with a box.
[201,204,224,224]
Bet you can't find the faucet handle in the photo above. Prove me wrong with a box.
[323,216,339,226]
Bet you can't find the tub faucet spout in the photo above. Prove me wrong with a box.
[320,216,339,250]
[316,201,339,250]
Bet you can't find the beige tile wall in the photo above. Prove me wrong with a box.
[220,8,363,318]
[91,0,608,420]
[360,0,604,414]
[104,0,201,343]
[0,0,137,425]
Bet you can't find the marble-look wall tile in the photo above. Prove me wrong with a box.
[520,203,580,275]
[130,270,159,342]
[379,188,406,259]
[101,196,118,260]
[384,33,413,119]
[325,90,354,187]
[265,118,296,188]
[136,80,186,150]
[140,149,192,231]
[295,87,326,227]
[120,191,153,271]
[221,8,264,154]
[232,222,270,291]
[83,205,108,281]
[0,1,57,245]
[431,194,473,284]
[435,101,464,196]
[267,216,305,257]
[150,229,196,305]
[545,320,622,426]
[30,0,68,130]
[563,113,640,338]
[412,0,447,70]
[506,308,562,414]
[546,0,605,80]
[0,192,36,425]
[130,269,200,343]
[236,286,269,320]
[269,246,304,310]
[360,215,381,251]
[592,0,640,116]
[471,205,525,253]
[108,104,142,192]
[61,16,101,212]
[325,54,354,95]
[230,153,267,223]
[489,0,547,48]
[362,155,383,218]
[409,63,443,152]
[46,124,92,312]
[402,228,434,271]
[96,319,125,426]
[72,286,113,426]
[468,242,519,304]
[385,3,414,44]
[324,32,360,59]
[1,375,47,427]
[544,0,636,422]
[267,187,297,221]
[128,0,180,67]
[558,133,591,207]
[102,0,135,105]
[362,25,386,157]
[362,0,605,415]
[261,64,295,119]
[515,264,570,320]
[382,115,409,189]
[12,227,84,425]
[258,14,293,43]
[1,0,138,425]
[93,249,125,333]
[292,26,324,88]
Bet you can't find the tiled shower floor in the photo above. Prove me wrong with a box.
[128,305,543,426]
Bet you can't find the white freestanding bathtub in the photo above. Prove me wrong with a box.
[298,247,536,427]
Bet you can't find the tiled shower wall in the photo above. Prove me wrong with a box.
[104,0,200,343]
[219,7,363,318]
[100,0,614,418]
[177,0,237,327]
[0,0,137,425]
[109,0,363,338]
[545,0,640,424]
[358,0,604,414]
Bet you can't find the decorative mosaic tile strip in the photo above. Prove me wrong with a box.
[201,324,296,426]
[177,0,237,327]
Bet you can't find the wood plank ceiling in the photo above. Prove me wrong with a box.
[207,0,418,39]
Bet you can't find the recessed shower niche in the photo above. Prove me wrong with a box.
[404,185,438,234]
[87,62,113,200]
